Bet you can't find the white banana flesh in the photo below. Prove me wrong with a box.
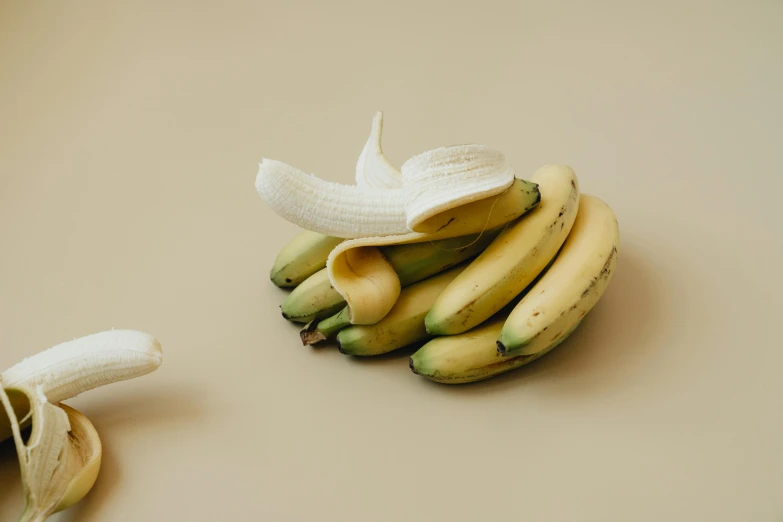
[498,194,620,356]
[425,164,580,335]
[255,113,515,238]
[1,330,163,426]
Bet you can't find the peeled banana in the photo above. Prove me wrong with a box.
[1,330,163,519]
[0,384,102,521]
[1,330,163,442]
[257,145,515,239]
[425,164,579,335]
[498,194,619,356]
[337,264,466,356]
[270,230,343,288]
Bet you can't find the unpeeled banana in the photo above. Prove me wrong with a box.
[270,230,343,288]
[281,268,346,324]
[498,194,619,355]
[409,313,577,384]
[410,194,619,382]
[425,164,579,335]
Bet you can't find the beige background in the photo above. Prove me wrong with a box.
[1,1,781,520]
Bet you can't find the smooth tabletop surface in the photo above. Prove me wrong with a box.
[1,1,782,520]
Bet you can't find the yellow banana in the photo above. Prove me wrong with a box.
[425,165,579,335]
[281,268,346,324]
[498,194,619,356]
[270,230,343,287]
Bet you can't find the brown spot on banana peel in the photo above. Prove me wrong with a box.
[504,247,615,355]
[435,217,456,233]
[581,247,617,298]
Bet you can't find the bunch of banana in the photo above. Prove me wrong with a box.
[259,112,619,385]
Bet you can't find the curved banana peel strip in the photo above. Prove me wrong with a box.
[54,404,102,513]
[330,246,401,325]
[0,382,102,521]
[327,179,540,324]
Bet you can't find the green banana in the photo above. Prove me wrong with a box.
[281,268,345,324]
[284,228,502,327]
[336,265,466,356]
[270,230,343,287]
[379,230,500,286]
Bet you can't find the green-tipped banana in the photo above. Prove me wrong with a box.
[381,229,501,286]
[410,313,577,384]
[336,265,466,356]
[286,228,502,328]
[270,230,343,287]
[498,194,619,356]
[281,268,346,324]
[425,165,579,335]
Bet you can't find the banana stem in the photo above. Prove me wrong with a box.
[300,306,352,345]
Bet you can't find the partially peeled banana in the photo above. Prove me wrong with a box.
[259,112,619,385]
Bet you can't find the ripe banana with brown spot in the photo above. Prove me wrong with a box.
[425,165,579,335]
[498,194,619,356]
[409,312,578,384]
